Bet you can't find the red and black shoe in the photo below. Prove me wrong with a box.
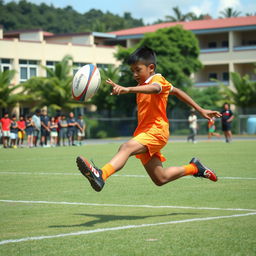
[190,157,218,182]
[76,156,105,192]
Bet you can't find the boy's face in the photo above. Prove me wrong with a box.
[130,62,155,84]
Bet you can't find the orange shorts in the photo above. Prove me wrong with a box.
[133,132,168,165]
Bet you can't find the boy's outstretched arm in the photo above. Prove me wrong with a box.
[106,79,161,95]
[170,87,222,120]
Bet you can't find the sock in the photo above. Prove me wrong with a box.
[101,163,116,181]
[183,163,198,176]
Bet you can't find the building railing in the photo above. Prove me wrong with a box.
[200,48,228,53]
[194,81,229,87]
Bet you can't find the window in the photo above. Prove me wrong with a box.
[208,42,217,48]
[222,72,229,81]
[73,62,88,75]
[19,59,38,82]
[97,63,112,70]
[208,73,217,80]
[222,41,228,47]
[46,61,57,77]
[0,59,12,72]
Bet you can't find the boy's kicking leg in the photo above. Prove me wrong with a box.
[76,139,147,191]
[76,139,217,192]
[144,156,217,186]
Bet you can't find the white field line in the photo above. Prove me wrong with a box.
[0,212,255,246]
[0,171,256,180]
[1,199,256,212]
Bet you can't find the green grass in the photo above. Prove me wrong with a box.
[0,140,255,256]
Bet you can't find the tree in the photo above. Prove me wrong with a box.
[165,7,190,22]
[187,13,211,21]
[0,1,144,33]
[217,72,256,113]
[115,26,202,115]
[0,69,23,110]
[219,8,241,18]
[92,65,120,117]
[22,55,80,114]
[185,86,224,110]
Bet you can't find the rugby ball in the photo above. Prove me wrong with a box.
[72,64,101,102]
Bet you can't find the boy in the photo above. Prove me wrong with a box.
[10,114,19,148]
[221,103,234,143]
[0,112,11,148]
[76,46,221,192]
[17,115,26,147]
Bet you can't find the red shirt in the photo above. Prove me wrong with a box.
[17,120,26,130]
[0,117,12,131]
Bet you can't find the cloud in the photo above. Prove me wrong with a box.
[189,0,213,16]
[217,0,241,13]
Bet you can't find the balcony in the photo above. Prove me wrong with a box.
[200,47,228,53]
[194,81,229,87]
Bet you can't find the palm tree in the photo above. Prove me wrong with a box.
[219,72,256,113]
[92,65,120,117]
[23,55,81,114]
[219,7,241,18]
[165,6,189,22]
[0,69,23,110]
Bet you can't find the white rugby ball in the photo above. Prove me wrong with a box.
[72,64,101,102]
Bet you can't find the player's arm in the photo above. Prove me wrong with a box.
[106,79,160,95]
[170,87,222,120]
[227,114,234,122]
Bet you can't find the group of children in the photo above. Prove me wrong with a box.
[0,110,86,148]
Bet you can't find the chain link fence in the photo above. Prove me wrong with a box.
[85,115,256,138]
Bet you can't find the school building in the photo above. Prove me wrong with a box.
[0,15,256,113]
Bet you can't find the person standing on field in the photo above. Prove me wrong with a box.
[221,103,234,143]
[32,109,41,147]
[187,109,197,143]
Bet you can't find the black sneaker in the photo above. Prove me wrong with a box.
[190,157,218,182]
[76,156,105,192]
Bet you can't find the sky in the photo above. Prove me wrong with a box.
[5,0,256,23]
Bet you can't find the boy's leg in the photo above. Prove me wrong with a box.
[144,156,218,186]
[76,139,148,191]
[144,156,187,186]
[108,139,147,171]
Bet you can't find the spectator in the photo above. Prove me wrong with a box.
[50,116,58,147]
[187,109,198,143]
[40,109,50,147]
[208,117,220,140]
[77,114,86,146]
[67,112,77,146]
[17,115,26,147]
[10,114,19,148]
[55,114,61,146]
[221,103,234,143]
[32,109,41,147]
[25,115,34,148]
[0,112,11,148]
[59,114,68,146]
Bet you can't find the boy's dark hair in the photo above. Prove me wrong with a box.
[127,46,156,69]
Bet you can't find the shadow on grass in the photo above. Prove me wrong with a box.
[49,212,199,228]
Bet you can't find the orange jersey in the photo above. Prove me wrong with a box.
[134,74,172,139]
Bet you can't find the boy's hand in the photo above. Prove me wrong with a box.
[199,109,222,120]
[106,79,130,95]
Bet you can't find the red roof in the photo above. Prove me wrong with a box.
[111,16,256,36]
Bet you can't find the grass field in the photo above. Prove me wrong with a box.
[0,140,255,256]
